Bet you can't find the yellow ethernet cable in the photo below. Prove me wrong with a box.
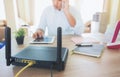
[15,61,35,77]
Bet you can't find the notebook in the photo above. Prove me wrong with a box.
[30,36,55,44]
[72,44,104,58]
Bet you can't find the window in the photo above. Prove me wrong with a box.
[80,0,104,23]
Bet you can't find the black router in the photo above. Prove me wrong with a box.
[5,27,68,71]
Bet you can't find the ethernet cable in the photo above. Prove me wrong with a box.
[15,60,54,77]
[15,61,35,77]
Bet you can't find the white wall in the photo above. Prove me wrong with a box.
[34,0,52,26]
[80,0,104,23]
[0,0,6,20]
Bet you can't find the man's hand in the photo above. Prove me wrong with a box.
[62,0,76,27]
[62,0,69,12]
[32,29,44,39]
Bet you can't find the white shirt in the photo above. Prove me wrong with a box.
[37,6,84,36]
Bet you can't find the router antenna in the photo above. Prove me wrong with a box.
[5,27,11,66]
[57,27,62,71]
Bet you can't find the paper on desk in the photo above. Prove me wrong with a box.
[71,33,105,44]
[71,36,99,44]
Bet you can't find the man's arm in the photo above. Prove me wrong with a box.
[33,9,47,38]
[64,1,84,35]
[63,0,76,27]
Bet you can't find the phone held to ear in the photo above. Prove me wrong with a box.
[62,2,65,9]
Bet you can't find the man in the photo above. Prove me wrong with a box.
[33,0,84,38]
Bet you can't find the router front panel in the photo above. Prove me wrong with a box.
[11,46,68,71]
[12,58,66,70]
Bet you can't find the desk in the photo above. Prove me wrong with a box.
[0,35,120,77]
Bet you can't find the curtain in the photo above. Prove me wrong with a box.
[104,0,120,24]
[17,0,34,25]
[109,0,120,23]
[98,0,111,33]
[117,4,120,21]
[100,0,120,33]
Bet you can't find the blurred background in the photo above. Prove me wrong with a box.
[0,0,120,35]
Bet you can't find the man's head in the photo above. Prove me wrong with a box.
[52,0,62,10]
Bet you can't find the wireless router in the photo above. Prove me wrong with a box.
[107,21,120,49]
[5,27,68,71]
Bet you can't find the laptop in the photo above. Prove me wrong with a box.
[30,36,55,44]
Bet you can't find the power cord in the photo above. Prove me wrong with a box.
[70,50,74,55]
[15,61,35,77]
[50,64,54,77]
